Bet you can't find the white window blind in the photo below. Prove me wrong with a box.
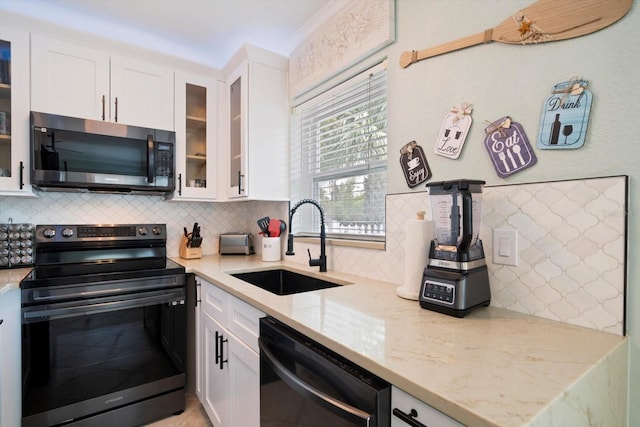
[291,64,387,239]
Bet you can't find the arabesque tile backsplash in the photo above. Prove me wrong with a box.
[0,175,627,335]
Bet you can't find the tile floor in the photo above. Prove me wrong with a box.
[146,393,212,427]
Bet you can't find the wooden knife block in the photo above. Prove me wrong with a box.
[179,235,202,260]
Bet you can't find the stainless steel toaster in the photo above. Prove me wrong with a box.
[219,233,254,255]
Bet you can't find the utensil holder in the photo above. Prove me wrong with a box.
[179,235,202,260]
[262,237,280,262]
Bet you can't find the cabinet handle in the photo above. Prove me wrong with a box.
[194,279,200,307]
[215,330,228,369]
[215,330,221,366]
[178,173,182,196]
[220,333,228,369]
[114,97,118,122]
[19,161,24,189]
[237,171,244,195]
[393,408,427,427]
[101,95,106,120]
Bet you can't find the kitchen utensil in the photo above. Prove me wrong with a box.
[399,0,632,68]
[257,217,270,236]
[279,220,287,236]
[419,180,491,318]
[268,219,281,238]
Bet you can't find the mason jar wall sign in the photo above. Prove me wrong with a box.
[537,78,592,149]
[400,141,432,188]
[434,102,473,159]
[484,116,537,178]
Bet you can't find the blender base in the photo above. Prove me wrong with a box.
[419,265,491,318]
[419,298,490,318]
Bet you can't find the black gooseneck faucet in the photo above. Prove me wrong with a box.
[286,199,327,272]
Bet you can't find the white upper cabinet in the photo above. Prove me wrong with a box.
[110,55,174,130]
[0,26,31,195]
[31,35,174,131]
[223,45,289,200]
[173,71,220,201]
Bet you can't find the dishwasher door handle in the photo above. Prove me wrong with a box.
[258,337,375,427]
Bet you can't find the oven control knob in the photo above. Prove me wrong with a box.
[62,228,74,238]
[152,226,163,236]
[138,227,149,236]
[42,228,56,238]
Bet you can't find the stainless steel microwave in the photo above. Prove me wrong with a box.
[30,112,175,195]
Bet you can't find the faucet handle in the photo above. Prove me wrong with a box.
[285,234,295,256]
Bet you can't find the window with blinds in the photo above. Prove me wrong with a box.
[291,64,387,240]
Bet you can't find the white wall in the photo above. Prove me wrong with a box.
[386,1,639,425]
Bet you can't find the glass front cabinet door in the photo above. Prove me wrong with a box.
[174,72,219,201]
[0,27,30,195]
[224,52,289,201]
[227,63,247,199]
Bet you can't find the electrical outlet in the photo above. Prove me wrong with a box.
[492,228,518,266]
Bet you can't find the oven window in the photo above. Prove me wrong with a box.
[22,303,186,418]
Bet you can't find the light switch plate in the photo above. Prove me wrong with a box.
[493,228,518,266]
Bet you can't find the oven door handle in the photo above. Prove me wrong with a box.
[258,337,375,427]
[23,291,184,323]
[30,277,181,302]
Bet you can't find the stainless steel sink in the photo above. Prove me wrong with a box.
[231,269,345,295]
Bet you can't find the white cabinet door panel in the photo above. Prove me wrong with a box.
[111,55,174,130]
[228,333,259,427]
[31,35,109,120]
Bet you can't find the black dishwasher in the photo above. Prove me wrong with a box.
[259,316,391,427]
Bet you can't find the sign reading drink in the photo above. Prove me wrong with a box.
[484,116,537,178]
[537,78,592,149]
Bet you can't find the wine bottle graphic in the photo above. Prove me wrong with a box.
[549,113,561,145]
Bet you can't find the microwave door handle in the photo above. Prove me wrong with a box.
[147,134,155,183]
[258,338,375,426]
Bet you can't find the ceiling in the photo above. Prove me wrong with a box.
[0,0,341,69]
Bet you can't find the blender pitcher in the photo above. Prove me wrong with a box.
[428,179,485,262]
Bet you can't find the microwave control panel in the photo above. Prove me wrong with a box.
[155,143,174,177]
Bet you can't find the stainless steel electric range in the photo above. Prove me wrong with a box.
[20,224,186,427]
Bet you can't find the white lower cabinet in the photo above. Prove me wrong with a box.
[392,386,464,427]
[0,288,21,427]
[197,277,263,427]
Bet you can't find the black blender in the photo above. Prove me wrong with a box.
[419,179,491,317]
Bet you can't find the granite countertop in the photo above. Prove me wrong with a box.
[0,267,31,296]
[1,257,626,426]
[174,255,627,427]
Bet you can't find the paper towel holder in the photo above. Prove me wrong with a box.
[396,211,430,300]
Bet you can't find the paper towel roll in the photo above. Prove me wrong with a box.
[396,218,431,300]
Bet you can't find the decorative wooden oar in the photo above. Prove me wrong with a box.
[399,0,633,68]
